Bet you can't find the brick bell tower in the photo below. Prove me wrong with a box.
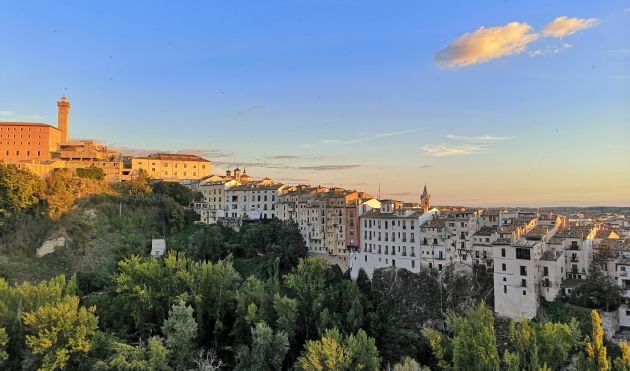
[57,96,71,143]
[421,184,430,213]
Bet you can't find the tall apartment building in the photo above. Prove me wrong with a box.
[225,182,286,220]
[492,214,565,320]
[277,186,376,269]
[349,200,428,278]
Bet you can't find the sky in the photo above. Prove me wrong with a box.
[1,1,629,207]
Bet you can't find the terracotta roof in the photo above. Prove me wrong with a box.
[422,219,446,228]
[474,226,498,236]
[0,121,60,130]
[555,226,593,239]
[361,209,422,219]
[134,153,211,162]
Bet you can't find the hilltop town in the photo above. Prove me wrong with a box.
[2,97,630,323]
[2,98,630,370]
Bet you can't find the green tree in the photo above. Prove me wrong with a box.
[273,293,298,341]
[76,166,105,180]
[238,220,307,271]
[427,302,498,371]
[613,341,630,371]
[94,336,171,371]
[346,329,380,370]
[0,327,8,367]
[162,300,198,370]
[503,319,539,371]
[297,328,350,371]
[393,357,429,371]
[128,169,152,196]
[535,319,580,370]
[297,328,380,371]
[284,258,328,340]
[22,295,98,371]
[0,164,44,221]
[425,327,451,370]
[570,269,624,312]
[0,275,86,369]
[577,310,610,371]
[449,301,499,371]
[235,322,289,370]
[152,181,195,206]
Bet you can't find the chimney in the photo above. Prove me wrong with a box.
[57,96,71,143]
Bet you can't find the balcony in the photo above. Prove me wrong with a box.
[620,271,628,277]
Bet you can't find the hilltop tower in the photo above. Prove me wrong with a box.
[421,184,430,213]
[57,96,71,143]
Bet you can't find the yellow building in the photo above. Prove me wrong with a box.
[131,153,211,181]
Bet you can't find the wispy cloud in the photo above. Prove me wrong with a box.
[265,155,304,160]
[436,22,538,68]
[302,129,416,148]
[276,177,312,183]
[445,134,515,142]
[175,149,233,158]
[297,165,361,171]
[528,43,572,57]
[237,104,264,116]
[112,146,233,158]
[213,161,290,169]
[212,161,360,172]
[0,110,15,117]
[436,16,599,68]
[419,165,433,169]
[421,144,488,157]
[542,16,599,38]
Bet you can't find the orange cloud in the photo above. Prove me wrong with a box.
[436,22,538,68]
[542,16,599,38]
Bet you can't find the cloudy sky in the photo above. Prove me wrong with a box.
[1,1,629,206]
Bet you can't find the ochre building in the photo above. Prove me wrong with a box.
[131,153,211,181]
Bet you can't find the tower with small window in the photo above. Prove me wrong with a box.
[420,185,430,213]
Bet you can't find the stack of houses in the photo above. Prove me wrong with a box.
[189,177,630,329]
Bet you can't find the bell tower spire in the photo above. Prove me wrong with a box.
[421,184,430,213]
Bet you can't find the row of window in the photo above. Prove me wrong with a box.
[136,162,206,169]
[363,219,416,230]
[3,150,42,156]
[364,231,415,242]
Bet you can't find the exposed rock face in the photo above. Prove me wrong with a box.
[36,236,67,257]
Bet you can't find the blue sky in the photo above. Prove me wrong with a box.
[1,1,629,206]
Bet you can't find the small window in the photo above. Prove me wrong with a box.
[501,248,506,257]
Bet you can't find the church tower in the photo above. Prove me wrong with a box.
[57,96,71,143]
[421,184,430,213]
